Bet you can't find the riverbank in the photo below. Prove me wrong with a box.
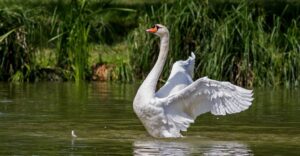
[0,0,299,87]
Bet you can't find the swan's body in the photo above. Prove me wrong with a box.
[133,24,253,138]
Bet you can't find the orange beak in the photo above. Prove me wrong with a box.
[146,26,158,33]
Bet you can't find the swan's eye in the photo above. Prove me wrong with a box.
[151,25,160,30]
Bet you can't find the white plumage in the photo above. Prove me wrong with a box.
[71,130,77,138]
[133,24,253,138]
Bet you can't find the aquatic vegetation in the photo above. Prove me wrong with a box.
[0,8,36,82]
[91,43,134,82]
[0,0,135,82]
[52,0,91,82]
[0,0,299,86]
[128,0,300,87]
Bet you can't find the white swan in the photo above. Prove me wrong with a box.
[133,24,253,138]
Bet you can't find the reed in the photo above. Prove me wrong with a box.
[48,0,136,82]
[53,0,91,82]
[0,8,37,82]
[0,0,299,86]
[129,0,217,81]
[128,0,300,87]
[0,0,137,82]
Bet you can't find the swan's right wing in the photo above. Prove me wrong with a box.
[155,77,253,136]
[157,77,253,135]
[164,77,254,119]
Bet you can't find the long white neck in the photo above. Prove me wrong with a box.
[134,34,169,102]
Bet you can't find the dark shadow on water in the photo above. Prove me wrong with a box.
[133,139,253,156]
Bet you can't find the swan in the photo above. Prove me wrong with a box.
[133,24,253,138]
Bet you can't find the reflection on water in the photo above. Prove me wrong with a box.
[133,139,252,156]
[0,99,13,103]
[205,142,252,156]
[134,140,191,156]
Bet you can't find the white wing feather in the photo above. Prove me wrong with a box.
[157,77,253,133]
[145,52,253,137]
[156,52,195,98]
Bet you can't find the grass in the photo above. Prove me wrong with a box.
[53,0,91,82]
[0,0,136,82]
[0,0,299,87]
[0,7,37,82]
[90,43,133,81]
[128,0,300,88]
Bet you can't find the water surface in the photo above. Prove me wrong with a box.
[0,82,299,155]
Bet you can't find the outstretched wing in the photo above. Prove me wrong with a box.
[155,52,195,98]
[159,77,253,133]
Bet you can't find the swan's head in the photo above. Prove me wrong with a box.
[146,24,169,37]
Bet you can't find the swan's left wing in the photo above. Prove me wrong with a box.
[163,77,253,118]
[155,52,195,98]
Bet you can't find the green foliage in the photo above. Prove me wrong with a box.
[128,0,300,87]
[10,71,24,83]
[0,8,36,81]
[90,44,134,82]
[0,0,299,86]
[0,0,137,82]
[46,0,136,82]
[53,0,91,82]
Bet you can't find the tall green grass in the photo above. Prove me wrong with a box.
[0,8,38,82]
[50,0,136,82]
[0,0,299,86]
[52,0,91,82]
[128,0,300,87]
[0,0,136,82]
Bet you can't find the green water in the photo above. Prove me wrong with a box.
[0,82,299,155]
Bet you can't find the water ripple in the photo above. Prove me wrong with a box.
[133,139,252,156]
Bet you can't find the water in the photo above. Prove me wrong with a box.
[0,82,299,155]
